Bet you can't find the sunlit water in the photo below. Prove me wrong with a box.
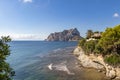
[7,41,106,80]
[7,41,78,80]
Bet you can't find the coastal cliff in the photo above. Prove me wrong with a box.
[73,47,120,79]
[46,28,82,41]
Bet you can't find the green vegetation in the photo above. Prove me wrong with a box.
[104,54,120,66]
[0,36,15,80]
[86,30,93,39]
[79,25,120,65]
[79,39,98,54]
[98,25,120,55]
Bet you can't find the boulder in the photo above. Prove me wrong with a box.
[115,68,120,79]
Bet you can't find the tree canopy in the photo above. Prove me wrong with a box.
[79,25,120,65]
[86,30,93,39]
[0,36,14,80]
[98,25,120,55]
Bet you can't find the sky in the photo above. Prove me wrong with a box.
[0,0,120,40]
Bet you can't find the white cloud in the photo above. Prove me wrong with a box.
[113,13,119,18]
[0,34,43,40]
[20,0,33,3]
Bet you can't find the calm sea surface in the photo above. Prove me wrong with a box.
[7,41,78,80]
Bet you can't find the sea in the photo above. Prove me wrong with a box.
[7,41,106,80]
[7,41,78,80]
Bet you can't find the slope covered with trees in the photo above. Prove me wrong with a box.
[79,25,120,65]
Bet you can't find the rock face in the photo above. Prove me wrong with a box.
[73,47,120,79]
[46,28,82,41]
[73,47,104,69]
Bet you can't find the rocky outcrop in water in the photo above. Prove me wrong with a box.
[73,47,120,79]
[46,28,82,41]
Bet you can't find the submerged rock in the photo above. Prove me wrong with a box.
[46,28,82,41]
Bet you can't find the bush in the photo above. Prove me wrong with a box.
[94,44,103,54]
[84,40,96,54]
[78,39,86,47]
[98,25,120,55]
[79,39,98,54]
[104,54,120,66]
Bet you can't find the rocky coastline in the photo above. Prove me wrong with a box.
[44,47,107,80]
[73,46,120,80]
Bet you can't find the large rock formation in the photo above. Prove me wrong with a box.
[46,28,82,41]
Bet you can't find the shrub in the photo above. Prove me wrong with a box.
[104,54,120,66]
[79,39,98,54]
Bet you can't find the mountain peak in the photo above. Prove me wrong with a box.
[46,28,82,41]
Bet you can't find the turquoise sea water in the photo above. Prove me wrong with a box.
[7,41,78,80]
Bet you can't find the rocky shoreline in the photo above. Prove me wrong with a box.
[42,47,107,80]
[73,46,120,80]
[15,46,116,80]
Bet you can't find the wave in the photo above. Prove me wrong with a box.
[47,61,74,75]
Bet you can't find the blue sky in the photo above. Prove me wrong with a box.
[0,0,120,40]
